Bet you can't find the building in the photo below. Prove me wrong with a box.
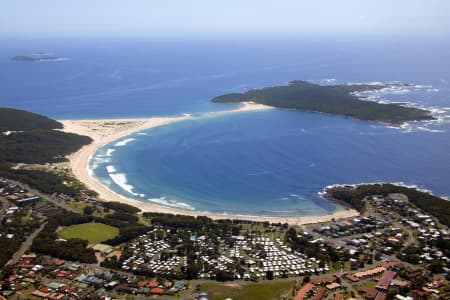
[375,271,397,291]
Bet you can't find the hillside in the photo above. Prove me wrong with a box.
[0,108,62,131]
[0,108,91,163]
[212,81,433,124]
[0,129,92,164]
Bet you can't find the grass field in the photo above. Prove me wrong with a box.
[197,281,295,300]
[58,222,119,244]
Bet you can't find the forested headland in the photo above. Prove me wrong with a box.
[212,81,433,124]
[324,183,450,226]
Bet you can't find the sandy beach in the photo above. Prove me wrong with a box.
[60,102,359,226]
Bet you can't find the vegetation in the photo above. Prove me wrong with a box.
[0,163,97,198]
[31,211,97,263]
[0,108,62,131]
[326,184,450,226]
[31,201,149,262]
[212,81,433,124]
[0,108,93,199]
[0,236,23,268]
[58,222,119,244]
[0,198,42,268]
[197,281,294,300]
[285,227,343,265]
[0,129,91,164]
[102,201,140,214]
[12,55,60,62]
[93,202,148,246]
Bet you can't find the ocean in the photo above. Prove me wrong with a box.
[1,36,450,217]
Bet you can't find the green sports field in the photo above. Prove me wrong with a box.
[198,281,294,300]
[58,222,119,244]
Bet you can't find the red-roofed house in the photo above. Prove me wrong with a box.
[334,294,344,300]
[345,274,359,282]
[359,287,378,299]
[21,253,37,260]
[312,276,337,285]
[375,271,396,291]
[151,288,165,295]
[32,290,50,298]
[54,259,65,266]
[5,275,18,283]
[311,287,326,300]
[342,220,354,227]
[138,281,148,287]
[381,261,402,270]
[294,283,315,300]
[148,280,159,288]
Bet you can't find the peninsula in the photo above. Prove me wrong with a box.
[212,80,434,124]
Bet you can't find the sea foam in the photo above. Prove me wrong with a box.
[106,165,117,173]
[147,197,195,210]
[106,148,116,156]
[115,138,136,147]
[109,173,139,196]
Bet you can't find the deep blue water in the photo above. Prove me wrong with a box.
[1,37,450,217]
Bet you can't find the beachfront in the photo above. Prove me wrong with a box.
[60,102,359,225]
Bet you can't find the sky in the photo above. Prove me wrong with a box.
[1,0,450,37]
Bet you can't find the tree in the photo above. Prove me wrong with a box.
[83,206,94,215]
[429,259,443,274]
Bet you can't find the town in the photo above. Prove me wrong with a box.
[0,176,449,299]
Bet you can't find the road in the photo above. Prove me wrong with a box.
[0,198,11,222]
[6,221,47,266]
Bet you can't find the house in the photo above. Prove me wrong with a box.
[151,288,165,295]
[334,294,345,300]
[311,276,337,285]
[147,280,159,288]
[326,282,340,290]
[311,287,326,300]
[54,259,65,267]
[359,287,378,299]
[294,283,314,300]
[92,244,113,255]
[380,261,402,270]
[342,220,354,227]
[375,271,397,291]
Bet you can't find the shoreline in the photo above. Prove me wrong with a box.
[60,102,359,226]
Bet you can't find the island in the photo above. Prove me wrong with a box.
[211,80,434,124]
[12,54,63,62]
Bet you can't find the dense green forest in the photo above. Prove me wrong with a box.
[0,108,62,131]
[0,129,91,164]
[212,81,433,124]
[0,108,94,199]
[326,184,450,226]
[0,163,96,198]
[0,236,22,268]
[0,107,91,164]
